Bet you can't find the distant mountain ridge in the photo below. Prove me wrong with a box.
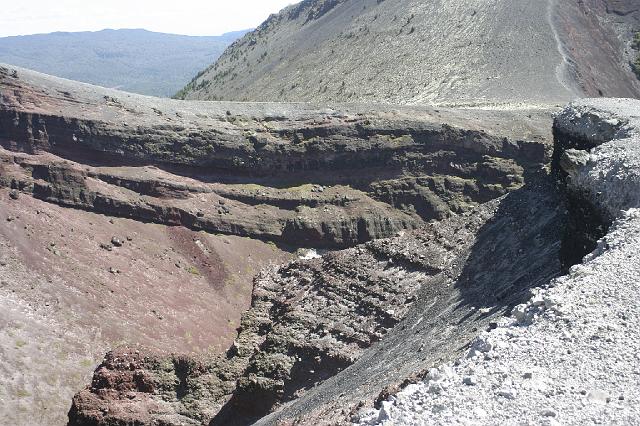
[0,28,250,97]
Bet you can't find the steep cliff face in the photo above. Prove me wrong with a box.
[353,99,640,426]
[178,0,640,104]
[0,65,552,248]
[256,99,640,426]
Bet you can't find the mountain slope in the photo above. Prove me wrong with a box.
[178,0,640,105]
[0,29,248,97]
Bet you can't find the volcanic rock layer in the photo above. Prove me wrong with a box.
[0,64,552,249]
[70,177,567,426]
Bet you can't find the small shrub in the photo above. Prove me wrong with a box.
[16,389,31,398]
[186,265,201,276]
[80,359,94,368]
[266,241,277,249]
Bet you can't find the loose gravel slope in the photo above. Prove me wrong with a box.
[180,0,640,105]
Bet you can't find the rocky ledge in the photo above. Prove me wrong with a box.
[1,64,551,249]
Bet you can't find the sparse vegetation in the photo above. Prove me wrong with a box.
[266,241,278,250]
[174,69,210,99]
[16,389,31,398]
[186,265,201,276]
[80,359,94,368]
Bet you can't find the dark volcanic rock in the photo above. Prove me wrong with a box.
[251,99,640,425]
[0,64,552,249]
[255,179,567,426]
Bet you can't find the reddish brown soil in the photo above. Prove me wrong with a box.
[0,188,292,425]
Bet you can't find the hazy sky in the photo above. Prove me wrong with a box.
[0,0,296,37]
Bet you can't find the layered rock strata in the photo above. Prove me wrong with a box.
[0,64,552,248]
[0,65,554,424]
[69,172,567,425]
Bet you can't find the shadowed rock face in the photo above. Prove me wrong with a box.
[255,181,567,426]
[346,101,640,426]
[251,99,640,426]
[178,0,640,105]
